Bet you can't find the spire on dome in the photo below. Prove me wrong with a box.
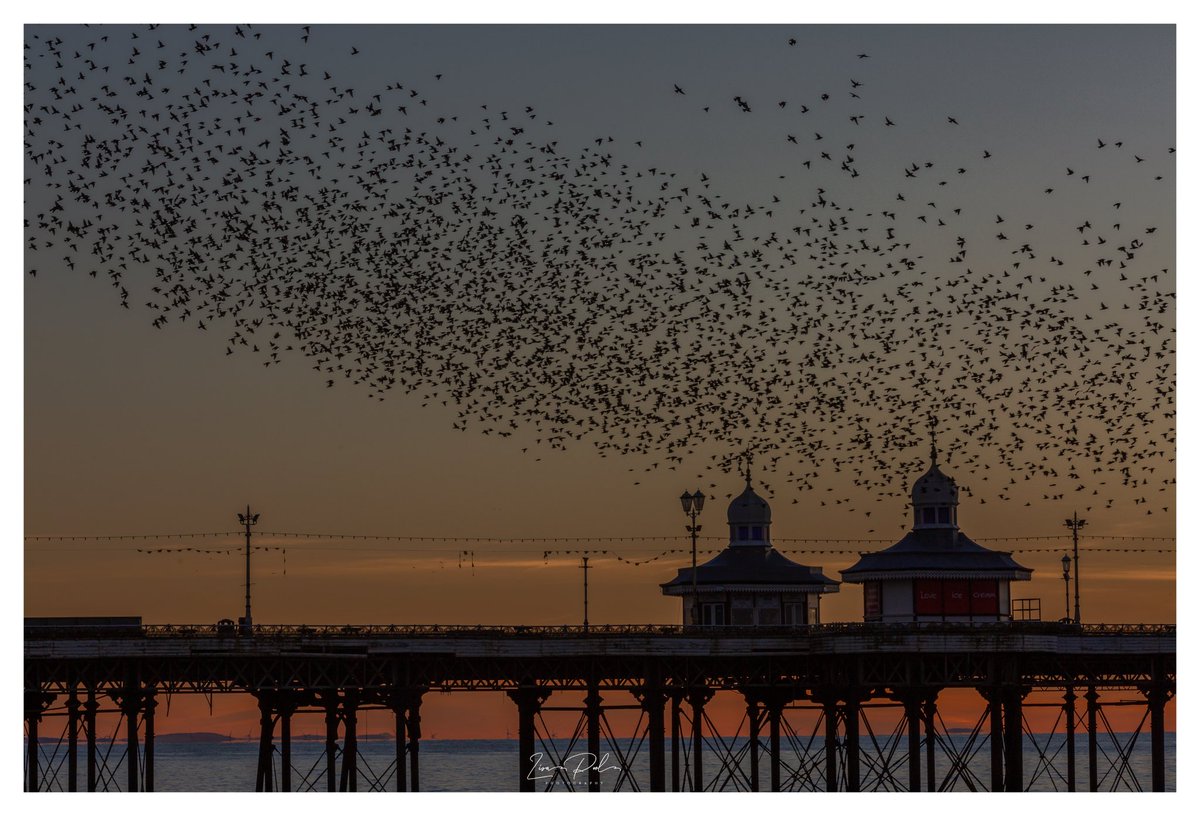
[929,416,938,468]
[744,449,753,488]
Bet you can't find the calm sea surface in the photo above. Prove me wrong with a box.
[33,735,1174,792]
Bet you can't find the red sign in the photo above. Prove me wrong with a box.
[970,580,999,614]
[914,579,942,615]
[864,582,881,620]
[943,580,970,614]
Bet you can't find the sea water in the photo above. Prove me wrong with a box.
[30,734,1175,792]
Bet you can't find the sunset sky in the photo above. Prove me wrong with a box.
[21,20,1176,738]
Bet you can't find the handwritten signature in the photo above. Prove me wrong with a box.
[528,752,623,780]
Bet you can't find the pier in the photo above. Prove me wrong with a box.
[24,620,1174,792]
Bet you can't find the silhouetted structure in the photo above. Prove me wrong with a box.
[662,477,838,625]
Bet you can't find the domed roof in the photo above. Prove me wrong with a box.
[728,482,771,525]
[912,463,959,505]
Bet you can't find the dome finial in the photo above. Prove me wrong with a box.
[929,416,939,468]
[744,449,753,487]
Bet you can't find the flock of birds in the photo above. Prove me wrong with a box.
[24,25,1174,523]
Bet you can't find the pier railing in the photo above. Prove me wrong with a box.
[25,620,1176,639]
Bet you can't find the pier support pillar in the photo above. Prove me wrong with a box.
[636,685,668,792]
[670,690,682,792]
[67,686,79,792]
[687,687,713,791]
[984,689,1003,792]
[844,697,861,792]
[1003,687,1025,792]
[256,693,275,792]
[388,694,408,792]
[902,695,922,792]
[324,695,339,793]
[922,694,938,792]
[25,690,53,792]
[819,695,839,792]
[143,689,155,792]
[1086,686,1099,792]
[340,691,358,792]
[84,689,98,792]
[586,680,602,792]
[1064,687,1077,792]
[278,692,296,793]
[744,694,761,792]
[113,686,141,792]
[767,694,784,792]
[508,685,550,792]
[1146,684,1168,793]
[407,692,423,792]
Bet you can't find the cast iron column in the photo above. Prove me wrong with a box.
[768,697,783,792]
[67,686,79,792]
[586,680,602,792]
[1147,685,1168,792]
[746,695,760,792]
[324,696,339,793]
[923,694,937,792]
[844,697,861,792]
[407,693,423,792]
[670,690,682,792]
[1086,686,1099,792]
[639,686,667,792]
[508,686,549,792]
[143,689,155,792]
[823,697,839,792]
[256,694,275,792]
[1064,687,1076,792]
[1003,688,1024,792]
[986,689,1003,792]
[84,689,98,792]
[903,695,922,792]
[688,687,713,791]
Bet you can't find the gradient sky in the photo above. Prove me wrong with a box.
[22,23,1175,737]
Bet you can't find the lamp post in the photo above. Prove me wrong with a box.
[580,556,590,632]
[679,490,705,626]
[1064,513,1086,623]
[237,506,260,636]
[1061,555,1072,623]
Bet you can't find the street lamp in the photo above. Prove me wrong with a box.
[680,490,705,626]
[1061,554,1072,623]
[1064,513,1086,623]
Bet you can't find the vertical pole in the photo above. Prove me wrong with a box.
[325,698,339,793]
[988,692,1004,792]
[256,695,274,792]
[823,698,839,792]
[244,505,254,634]
[586,680,602,792]
[1086,686,1099,792]
[408,694,422,792]
[67,686,79,792]
[143,690,155,793]
[689,688,709,791]
[1148,686,1167,793]
[1064,687,1076,792]
[395,702,409,792]
[690,508,699,626]
[642,687,666,792]
[581,557,589,632]
[125,689,139,793]
[769,699,782,792]
[747,697,760,792]
[85,689,98,792]
[670,691,681,792]
[904,696,921,792]
[342,695,357,792]
[844,699,860,793]
[923,695,937,792]
[509,687,547,793]
[25,696,39,793]
[279,698,292,793]
[1003,689,1023,792]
